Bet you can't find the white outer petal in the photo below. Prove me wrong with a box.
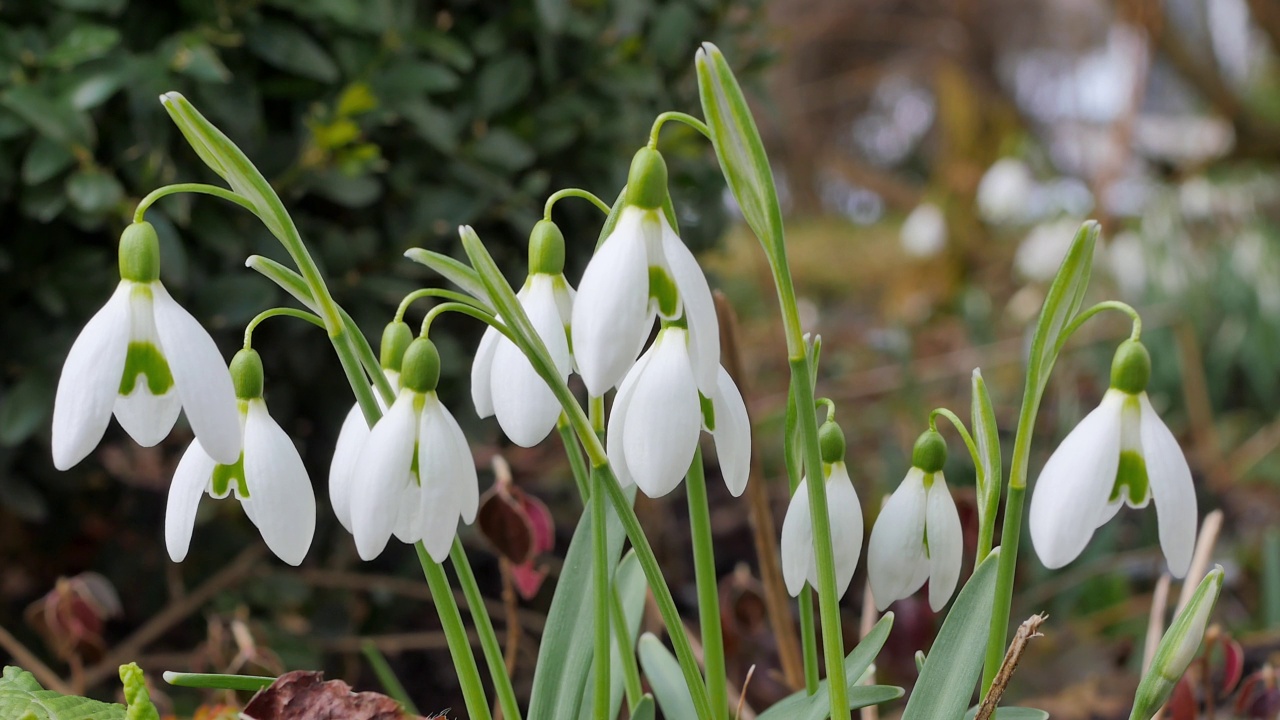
[52,282,131,470]
[868,468,929,611]
[114,387,182,447]
[329,403,370,534]
[622,330,701,498]
[1029,390,1125,569]
[1138,393,1198,578]
[491,277,570,447]
[470,326,501,418]
[165,439,215,562]
[572,207,652,395]
[924,474,963,611]
[710,367,751,497]
[780,477,814,597]
[824,464,864,599]
[152,283,241,465]
[352,391,419,560]
[606,350,653,489]
[417,396,479,560]
[242,400,315,566]
[660,219,720,394]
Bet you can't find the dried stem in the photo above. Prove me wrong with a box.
[0,623,71,693]
[975,614,1047,720]
[1177,510,1225,613]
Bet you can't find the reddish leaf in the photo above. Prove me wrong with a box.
[1219,637,1245,696]
[1167,676,1197,720]
[477,485,537,564]
[241,670,431,720]
[510,562,550,600]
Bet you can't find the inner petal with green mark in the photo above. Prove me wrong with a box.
[648,265,681,318]
[118,342,175,396]
[211,455,249,499]
[1111,450,1150,506]
[699,391,716,431]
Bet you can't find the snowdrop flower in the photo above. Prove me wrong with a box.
[166,349,315,565]
[572,147,719,396]
[52,222,240,470]
[330,321,410,533]
[900,203,947,258]
[1030,339,1197,577]
[607,324,749,498]
[867,429,963,611]
[350,337,479,562]
[472,220,575,447]
[977,158,1034,224]
[781,420,864,599]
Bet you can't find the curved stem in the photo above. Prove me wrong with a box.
[649,111,712,147]
[421,302,507,339]
[242,307,327,349]
[592,466,612,720]
[133,183,256,224]
[687,447,727,719]
[544,188,612,219]
[396,288,488,323]
[928,408,981,474]
[1057,300,1142,348]
[450,541,523,720]
[416,544,493,720]
[816,397,837,423]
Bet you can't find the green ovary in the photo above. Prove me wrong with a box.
[211,455,249,499]
[118,342,174,396]
[1111,450,1150,505]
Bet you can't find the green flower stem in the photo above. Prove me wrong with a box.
[242,307,327,349]
[343,307,396,406]
[592,465,612,720]
[421,302,507,339]
[611,583,644,711]
[686,447,727,719]
[1057,300,1142,348]
[558,415,592,503]
[544,188,612,219]
[589,395,605,437]
[396,287,490,322]
[133,183,256,223]
[416,543,494,720]
[649,111,713,147]
[929,404,991,562]
[360,641,420,715]
[161,671,274,691]
[928,408,980,470]
[798,590,819,693]
[450,540,523,720]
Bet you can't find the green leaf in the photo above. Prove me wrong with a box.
[526,485,636,720]
[630,695,656,720]
[161,672,275,691]
[0,375,53,446]
[964,707,1049,720]
[50,0,126,15]
[902,549,1003,720]
[471,129,535,172]
[21,136,76,186]
[0,86,95,147]
[399,100,458,154]
[245,22,339,82]
[578,551,644,720]
[535,0,569,32]
[68,69,128,110]
[45,25,121,68]
[1031,221,1099,403]
[475,56,534,118]
[0,666,125,719]
[637,634,696,720]
[695,43,784,263]
[971,368,1001,546]
[758,613,902,719]
[402,248,491,306]
[65,168,123,214]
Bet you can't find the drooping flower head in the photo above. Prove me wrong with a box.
[1030,339,1198,577]
[607,323,750,498]
[780,418,864,599]
[867,429,963,612]
[350,337,479,562]
[572,147,719,397]
[472,220,574,447]
[52,222,240,470]
[166,348,316,565]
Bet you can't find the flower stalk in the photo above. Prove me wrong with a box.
[686,447,727,718]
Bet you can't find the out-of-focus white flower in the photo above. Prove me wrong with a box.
[166,349,315,566]
[607,326,749,498]
[1015,218,1082,282]
[977,158,1034,224]
[350,338,479,563]
[53,222,240,470]
[1107,231,1148,299]
[1030,340,1197,577]
[900,203,947,258]
[572,148,719,396]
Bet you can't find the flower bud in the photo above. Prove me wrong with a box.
[912,429,947,473]
[380,320,413,372]
[230,348,264,400]
[528,220,566,275]
[118,222,161,283]
[625,147,669,209]
[1130,567,1224,720]
[400,337,441,393]
[1110,339,1151,394]
[819,420,846,464]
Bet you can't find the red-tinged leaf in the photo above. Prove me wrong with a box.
[1166,677,1197,720]
[241,670,431,720]
[519,490,555,555]
[1220,637,1245,695]
[477,485,537,564]
[511,561,550,601]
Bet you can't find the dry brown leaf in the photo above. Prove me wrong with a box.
[241,670,435,720]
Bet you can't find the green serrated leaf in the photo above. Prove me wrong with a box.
[0,666,126,720]
[902,550,1003,720]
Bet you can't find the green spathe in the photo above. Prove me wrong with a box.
[380,321,413,371]
[913,429,947,473]
[1130,567,1224,720]
[625,147,669,209]
[529,220,566,275]
[118,222,161,283]
[1110,339,1151,394]
[230,348,264,400]
[401,337,441,392]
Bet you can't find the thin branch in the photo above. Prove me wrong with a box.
[975,614,1047,720]
[0,623,72,694]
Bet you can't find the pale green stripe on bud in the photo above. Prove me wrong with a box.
[1129,566,1224,720]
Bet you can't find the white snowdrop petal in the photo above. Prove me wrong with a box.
[924,474,964,611]
[824,464,864,599]
[868,468,929,611]
[113,387,182,447]
[660,221,720,394]
[421,395,481,525]
[779,478,814,597]
[352,391,419,560]
[470,326,501,418]
[490,279,569,447]
[710,366,751,497]
[52,282,131,470]
[393,478,424,544]
[329,402,371,534]
[243,400,316,566]
[1138,394,1198,578]
[622,331,702,498]
[165,439,216,563]
[606,351,653,490]
[1029,391,1125,569]
[572,208,653,396]
[152,284,241,465]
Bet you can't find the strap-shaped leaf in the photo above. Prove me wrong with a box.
[965,707,1049,720]
[757,613,902,720]
[577,551,646,720]
[630,695,656,720]
[0,666,125,720]
[637,634,698,720]
[902,549,1003,720]
[403,248,492,307]
[1027,221,1098,404]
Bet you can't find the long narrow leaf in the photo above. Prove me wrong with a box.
[637,634,698,720]
[965,707,1049,720]
[578,551,645,720]
[403,247,492,306]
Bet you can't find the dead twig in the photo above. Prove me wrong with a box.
[975,614,1047,720]
[0,622,72,694]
